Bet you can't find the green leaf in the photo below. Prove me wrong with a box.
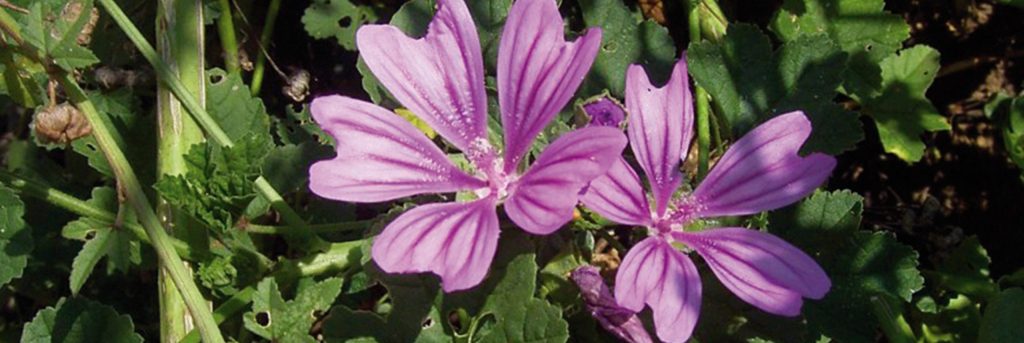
[323,271,447,343]
[985,91,1024,175]
[771,0,911,96]
[205,68,273,145]
[21,298,143,343]
[243,277,343,343]
[916,294,981,342]
[770,190,923,342]
[931,236,998,300]
[67,221,115,295]
[71,89,154,183]
[579,0,676,97]
[855,45,949,162]
[1000,0,1024,8]
[473,253,569,343]
[0,184,31,288]
[302,0,377,50]
[262,142,332,194]
[769,189,863,234]
[20,1,100,71]
[61,187,142,294]
[688,25,861,154]
[155,135,271,236]
[978,288,1024,343]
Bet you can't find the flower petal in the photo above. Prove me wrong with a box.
[571,266,654,343]
[371,197,501,292]
[356,0,488,152]
[580,157,652,226]
[615,238,701,343]
[582,96,627,128]
[626,60,693,216]
[498,0,602,169]
[691,111,836,217]
[674,227,831,316]
[505,127,627,234]
[309,95,485,203]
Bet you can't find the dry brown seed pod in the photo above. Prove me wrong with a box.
[33,102,92,145]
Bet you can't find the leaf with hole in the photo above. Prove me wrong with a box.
[243,277,343,343]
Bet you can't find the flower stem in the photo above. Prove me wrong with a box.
[689,0,712,180]
[216,0,241,76]
[156,0,208,340]
[0,170,193,259]
[97,0,326,251]
[243,220,373,235]
[249,0,281,94]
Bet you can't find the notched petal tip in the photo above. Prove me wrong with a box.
[614,238,701,343]
[693,111,836,217]
[498,0,605,167]
[355,0,489,152]
[624,58,693,216]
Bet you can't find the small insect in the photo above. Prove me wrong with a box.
[282,69,311,103]
[94,66,152,89]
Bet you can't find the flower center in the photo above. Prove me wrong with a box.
[650,195,704,238]
[467,138,516,200]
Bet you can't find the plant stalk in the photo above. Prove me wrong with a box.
[0,10,222,341]
[156,0,208,341]
[215,0,240,75]
[98,0,326,251]
[243,220,372,235]
[689,0,712,180]
[60,73,225,343]
[249,0,281,94]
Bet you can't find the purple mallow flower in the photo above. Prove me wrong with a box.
[571,266,653,343]
[580,59,836,342]
[308,0,626,292]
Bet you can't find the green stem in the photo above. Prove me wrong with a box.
[688,0,712,180]
[0,170,194,259]
[870,296,916,343]
[216,0,240,75]
[244,220,372,235]
[98,0,325,251]
[180,240,365,343]
[249,0,281,94]
[157,0,208,341]
[58,74,225,343]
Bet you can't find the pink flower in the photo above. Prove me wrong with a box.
[581,58,835,342]
[308,0,626,292]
